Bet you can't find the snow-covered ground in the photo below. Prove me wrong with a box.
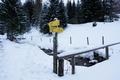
[1,20,120,80]
[22,21,120,52]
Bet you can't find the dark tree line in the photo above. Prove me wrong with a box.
[0,0,42,41]
[0,0,67,39]
[0,0,119,41]
[67,0,118,24]
[0,0,28,41]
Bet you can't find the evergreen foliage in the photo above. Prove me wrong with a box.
[67,0,77,24]
[0,0,28,41]
[34,0,42,25]
[40,0,67,34]
[0,3,6,35]
[103,0,114,22]
[57,0,67,28]
[40,3,50,34]
[81,0,104,23]
[76,0,82,23]
[0,0,119,40]
[24,0,35,26]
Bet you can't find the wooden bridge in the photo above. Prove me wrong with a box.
[54,42,120,77]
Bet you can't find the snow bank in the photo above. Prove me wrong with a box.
[0,40,53,80]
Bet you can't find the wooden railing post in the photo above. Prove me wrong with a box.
[102,36,104,45]
[58,59,64,77]
[71,56,75,74]
[87,37,89,45]
[105,46,109,59]
[70,36,72,44]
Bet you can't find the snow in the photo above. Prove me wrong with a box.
[0,40,53,80]
[1,20,120,80]
[58,42,120,58]
[21,0,26,4]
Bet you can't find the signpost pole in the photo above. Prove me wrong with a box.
[48,18,63,74]
[53,32,58,74]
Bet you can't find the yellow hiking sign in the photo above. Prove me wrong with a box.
[48,20,64,33]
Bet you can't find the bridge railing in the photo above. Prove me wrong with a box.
[56,42,120,77]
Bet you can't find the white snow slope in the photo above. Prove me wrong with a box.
[1,20,120,80]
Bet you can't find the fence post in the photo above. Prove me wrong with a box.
[31,36,33,41]
[102,36,104,45]
[105,46,109,59]
[70,36,72,44]
[40,38,42,42]
[58,58,64,77]
[87,37,89,45]
[49,38,51,43]
[71,56,75,74]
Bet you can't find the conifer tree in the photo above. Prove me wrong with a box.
[57,0,67,28]
[76,0,80,22]
[66,0,72,23]
[24,0,35,26]
[34,0,42,25]
[81,0,104,23]
[103,0,114,22]
[0,0,28,41]
[67,0,77,24]
[0,3,6,35]
[40,2,50,34]
[40,0,67,34]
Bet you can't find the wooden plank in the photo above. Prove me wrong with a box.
[58,42,120,59]
[58,59,64,76]
[71,56,75,74]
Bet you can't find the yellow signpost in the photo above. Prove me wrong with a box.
[48,20,64,33]
[48,19,64,74]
